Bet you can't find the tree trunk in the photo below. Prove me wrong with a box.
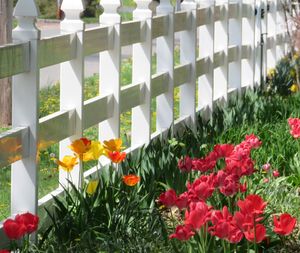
[0,0,13,126]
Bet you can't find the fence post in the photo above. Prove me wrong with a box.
[261,0,268,84]
[99,1,121,144]
[156,0,174,133]
[254,0,263,87]
[198,0,214,120]
[267,0,277,70]
[59,0,85,189]
[242,0,256,89]
[214,0,229,102]
[179,0,197,129]
[131,0,152,148]
[276,0,285,59]
[11,0,40,215]
[228,0,242,92]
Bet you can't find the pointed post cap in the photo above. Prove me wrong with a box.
[133,0,152,18]
[61,0,85,20]
[13,0,40,17]
[157,0,174,14]
[100,0,121,25]
[181,0,197,9]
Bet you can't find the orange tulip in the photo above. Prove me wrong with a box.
[103,138,124,153]
[123,174,140,186]
[107,151,126,163]
[69,138,91,158]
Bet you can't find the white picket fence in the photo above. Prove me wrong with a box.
[0,0,290,242]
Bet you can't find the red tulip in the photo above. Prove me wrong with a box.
[288,118,300,138]
[15,212,39,234]
[237,194,267,216]
[185,202,211,230]
[3,219,27,240]
[0,250,10,253]
[169,225,195,241]
[273,213,297,236]
[158,189,177,207]
[244,224,266,243]
[178,156,193,173]
[213,144,234,158]
[175,192,189,210]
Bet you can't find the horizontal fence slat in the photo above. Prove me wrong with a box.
[120,82,145,113]
[214,5,226,22]
[197,7,211,26]
[121,21,143,47]
[39,110,75,150]
[229,3,239,19]
[83,94,113,129]
[242,3,253,18]
[174,11,191,32]
[152,15,168,39]
[0,127,28,168]
[214,50,226,68]
[84,26,111,56]
[267,36,276,50]
[174,63,191,87]
[0,42,29,79]
[151,71,169,98]
[242,44,251,59]
[228,45,239,62]
[38,34,75,68]
[196,57,210,77]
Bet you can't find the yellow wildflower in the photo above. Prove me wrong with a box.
[86,180,99,195]
[290,84,299,93]
[267,68,276,78]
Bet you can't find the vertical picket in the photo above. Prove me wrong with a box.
[276,0,285,59]
[214,0,228,101]
[99,1,121,143]
[59,0,85,189]
[179,0,197,127]
[156,0,174,132]
[131,0,152,148]
[242,0,256,89]
[228,0,242,91]
[198,0,214,119]
[267,0,277,70]
[254,0,263,86]
[11,0,40,215]
[261,0,268,83]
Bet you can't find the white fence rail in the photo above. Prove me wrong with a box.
[0,0,289,243]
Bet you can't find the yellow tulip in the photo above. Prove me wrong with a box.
[86,180,99,195]
[56,156,78,172]
[82,141,105,162]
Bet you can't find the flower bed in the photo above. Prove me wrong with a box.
[1,88,300,252]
